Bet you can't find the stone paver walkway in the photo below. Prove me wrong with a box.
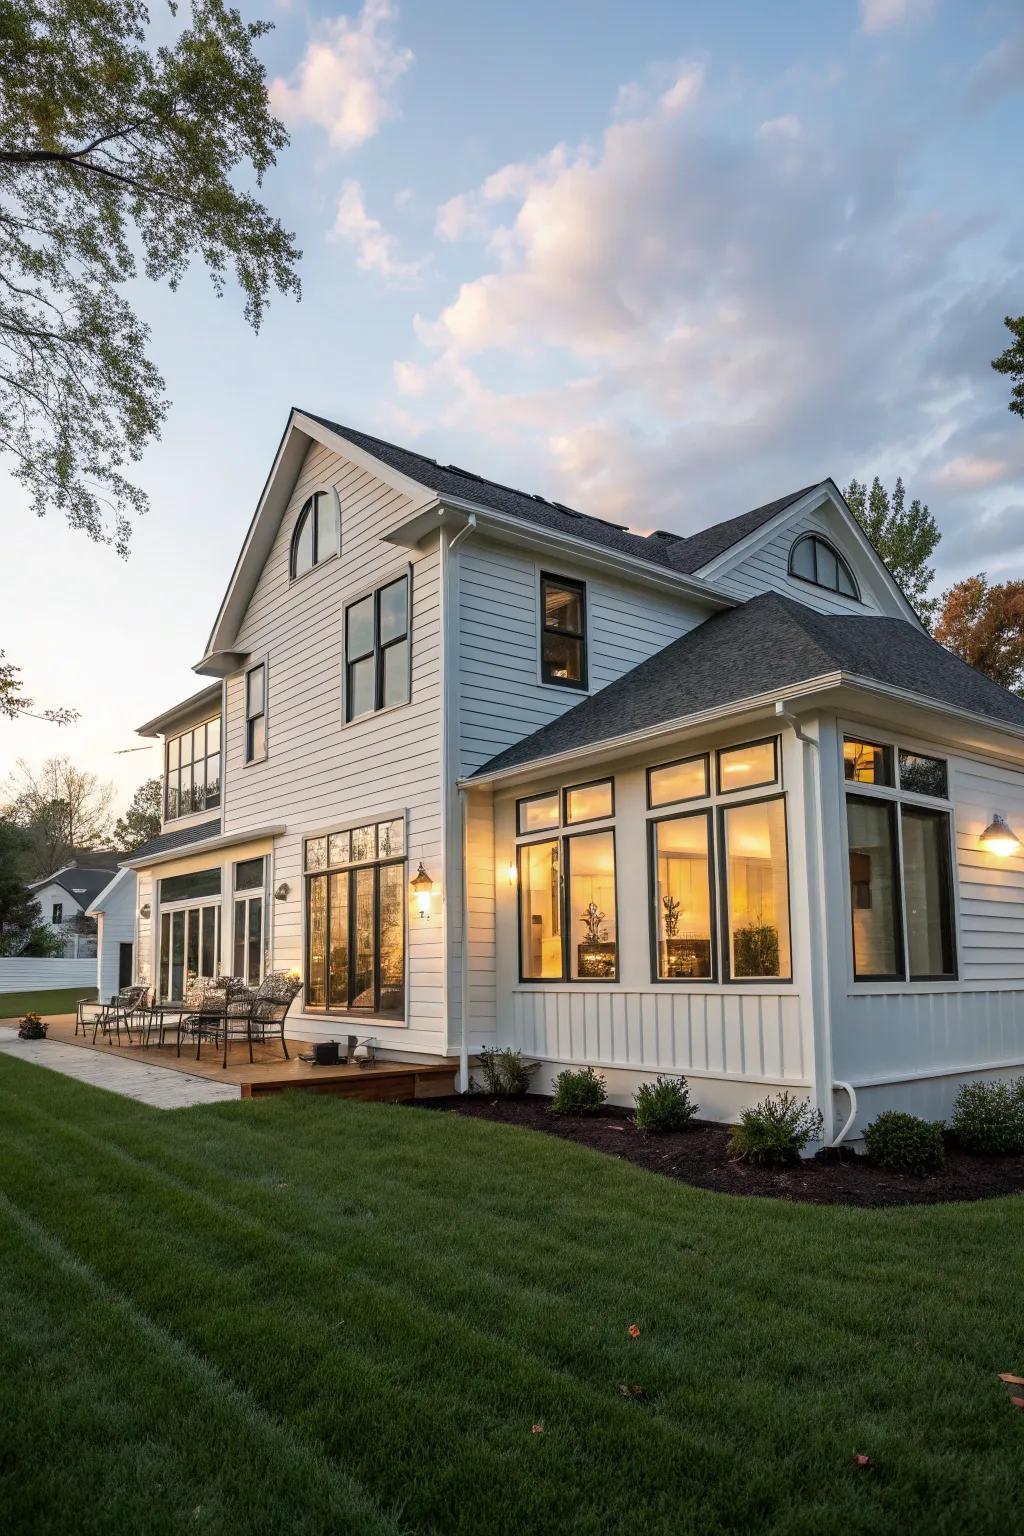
[0,1026,240,1109]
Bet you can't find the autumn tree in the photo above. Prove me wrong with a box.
[5,755,114,874]
[113,776,161,852]
[992,315,1024,419]
[933,575,1024,694]
[845,476,941,624]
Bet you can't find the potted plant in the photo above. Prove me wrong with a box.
[18,1012,48,1040]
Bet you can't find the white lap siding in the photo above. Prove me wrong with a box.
[224,440,445,1054]
[708,505,892,616]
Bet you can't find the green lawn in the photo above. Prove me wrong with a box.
[0,985,95,1020]
[1,1054,1022,1536]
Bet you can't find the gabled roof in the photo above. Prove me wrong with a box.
[85,864,135,917]
[128,818,222,863]
[31,865,118,907]
[472,592,1024,779]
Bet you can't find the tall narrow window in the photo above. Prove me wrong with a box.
[652,812,714,979]
[304,820,406,1015]
[567,830,618,980]
[232,856,265,987]
[541,574,587,688]
[245,663,266,763]
[901,806,955,979]
[345,575,410,721]
[846,796,901,980]
[721,797,791,980]
[52,902,63,924]
[290,491,339,579]
[518,838,562,979]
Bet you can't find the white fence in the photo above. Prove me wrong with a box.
[0,958,96,995]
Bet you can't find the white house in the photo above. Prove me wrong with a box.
[121,408,1024,1143]
[29,855,120,958]
[85,865,138,1000]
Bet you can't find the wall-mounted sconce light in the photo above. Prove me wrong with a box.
[411,861,434,919]
[139,902,151,919]
[507,861,518,886]
[274,882,290,901]
[979,814,1022,858]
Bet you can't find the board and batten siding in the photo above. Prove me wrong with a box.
[709,504,892,617]
[224,440,446,1051]
[96,872,137,1000]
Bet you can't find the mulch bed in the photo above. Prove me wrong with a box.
[413,1094,1024,1207]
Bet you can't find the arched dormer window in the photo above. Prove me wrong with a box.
[290,490,340,580]
[788,534,859,600]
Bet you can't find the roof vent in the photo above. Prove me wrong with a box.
[649,530,684,542]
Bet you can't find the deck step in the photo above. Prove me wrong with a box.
[241,1063,457,1101]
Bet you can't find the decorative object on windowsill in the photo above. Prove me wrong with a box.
[979,814,1022,858]
[732,916,780,978]
[662,895,681,937]
[275,882,290,901]
[139,902,151,919]
[577,901,615,978]
[662,934,713,978]
[18,1013,47,1040]
[352,1038,377,1068]
[411,861,434,919]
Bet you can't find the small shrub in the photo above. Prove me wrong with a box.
[551,1066,607,1115]
[475,1046,537,1099]
[726,1092,824,1166]
[864,1111,945,1176]
[952,1078,1024,1155]
[634,1075,699,1133]
[17,1013,47,1040]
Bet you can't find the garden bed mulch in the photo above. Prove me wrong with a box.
[413,1094,1024,1207]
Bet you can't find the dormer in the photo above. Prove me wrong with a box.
[136,682,224,834]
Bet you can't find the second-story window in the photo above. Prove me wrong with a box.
[165,716,221,820]
[345,574,410,722]
[540,574,587,688]
[290,491,339,579]
[245,663,267,763]
[52,902,63,924]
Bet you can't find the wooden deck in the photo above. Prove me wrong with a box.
[38,1016,458,1102]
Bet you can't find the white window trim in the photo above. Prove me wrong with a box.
[243,657,269,767]
[535,563,592,695]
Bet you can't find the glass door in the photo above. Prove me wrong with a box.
[159,903,221,1000]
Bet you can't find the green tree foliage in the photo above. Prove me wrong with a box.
[0,0,301,554]
[0,652,77,724]
[845,476,941,624]
[112,776,161,852]
[0,819,64,955]
[992,315,1024,419]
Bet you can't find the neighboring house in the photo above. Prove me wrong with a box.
[28,853,121,958]
[85,866,139,1000]
[120,408,1024,1142]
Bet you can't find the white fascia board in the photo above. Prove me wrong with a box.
[125,823,287,871]
[136,682,223,738]
[84,864,132,917]
[696,480,922,628]
[837,674,1024,757]
[460,675,845,790]
[385,495,737,610]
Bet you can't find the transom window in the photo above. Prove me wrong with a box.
[843,735,955,982]
[789,534,859,599]
[345,575,410,721]
[516,779,617,981]
[290,491,339,580]
[304,819,406,1016]
[165,716,221,820]
[540,574,587,689]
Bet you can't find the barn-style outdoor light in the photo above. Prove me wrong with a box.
[274,882,290,901]
[979,814,1022,858]
[139,902,151,919]
[411,861,434,919]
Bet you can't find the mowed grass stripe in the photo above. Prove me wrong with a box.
[2,1053,1023,1534]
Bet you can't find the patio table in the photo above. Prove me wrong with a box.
[149,1001,243,1069]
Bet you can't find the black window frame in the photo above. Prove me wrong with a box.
[289,491,338,581]
[646,753,710,809]
[562,777,615,827]
[717,792,794,984]
[843,736,894,787]
[164,715,222,821]
[303,824,407,1018]
[715,736,780,797]
[788,534,860,600]
[245,661,267,764]
[52,901,63,924]
[900,802,958,982]
[845,793,905,983]
[540,572,588,690]
[648,807,718,984]
[516,826,619,984]
[516,790,561,836]
[344,571,411,723]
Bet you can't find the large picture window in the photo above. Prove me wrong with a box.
[843,735,956,982]
[345,575,410,721]
[720,797,792,980]
[304,819,406,1015]
[516,786,617,982]
[540,574,587,689]
[165,716,221,820]
[651,811,714,979]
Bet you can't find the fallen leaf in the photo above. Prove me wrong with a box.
[999,1373,1024,1385]
[853,1454,873,1468]
[1010,1397,1024,1411]
[618,1382,647,1400]
[531,1423,544,1434]
[627,1324,641,1338]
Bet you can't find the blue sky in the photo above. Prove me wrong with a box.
[2,0,1023,809]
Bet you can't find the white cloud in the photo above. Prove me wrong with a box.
[330,181,421,284]
[859,0,934,36]
[268,0,412,151]
[931,455,1011,492]
[966,30,1024,109]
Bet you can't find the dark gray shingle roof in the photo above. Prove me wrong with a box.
[303,410,818,577]
[43,867,118,906]
[473,593,1024,777]
[128,818,222,862]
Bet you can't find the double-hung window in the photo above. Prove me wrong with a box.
[304,819,406,1015]
[843,736,956,981]
[245,663,267,763]
[516,780,617,981]
[540,574,587,688]
[345,574,410,721]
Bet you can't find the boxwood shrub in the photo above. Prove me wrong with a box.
[726,1092,824,1166]
[634,1075,699,1134]
[864,1110,945,1175]
[551,1066,607,1115]
[952,1078,1024,1155]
